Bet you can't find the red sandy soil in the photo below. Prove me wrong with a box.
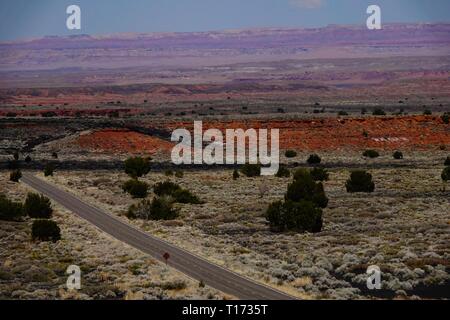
[76,129,173,155]
[164,115,450,152]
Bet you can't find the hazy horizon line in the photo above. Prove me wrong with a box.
[2,21,449,44]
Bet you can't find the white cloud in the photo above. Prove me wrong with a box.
[289,0,325,9]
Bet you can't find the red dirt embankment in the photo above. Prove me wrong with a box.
[76,129,173,155]
[165,115,449,151]
[73,116,448,155]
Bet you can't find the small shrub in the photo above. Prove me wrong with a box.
[393,151,404,160]
[153,181,202,204]
[346,170,375,193]
[0,194,23,221]
[150,197,178,220]
[31,220,61,242]
[266,200,322,233]
[286,172,328,208]
[128,197,179,220]
[24,193,53,218]
[172,189,203,204]
[444,156,450,166]
[338,111,348,116]
[232,169,239,180]
[307,154,321,165]
[423,110,432,115]
[240,164,261,177]
[153,181,182,196]
[174,171,184,178]
[284,150,297,158]
[161,280,187,290]
[41,111,57,118]
[362,130,369,138]
[441,113,449,124]
[372,108,386,116]
[124,157,150,178]
[10,170,22,182]
[442,167,450,182]
[363,149,380,158]
[126,200,150,219]
[8,160,19,170]
[122,179,149,198]
[165,170,174,176]
[310,167,329,181]
[44,163,55,176]
[275,166,290,178]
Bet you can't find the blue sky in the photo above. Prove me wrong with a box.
[0,0,449,40]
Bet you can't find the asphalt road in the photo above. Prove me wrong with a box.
[22,173,295,300]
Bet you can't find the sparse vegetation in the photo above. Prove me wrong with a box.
[122,179,149,198]
[24,193,53,218]
[232,169,239,180]
[124,157,151,178]
[31,219,61,242]
[346,170,375,193]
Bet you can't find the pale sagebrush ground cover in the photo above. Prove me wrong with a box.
[0,173,227,300]
[40,151,450,299]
